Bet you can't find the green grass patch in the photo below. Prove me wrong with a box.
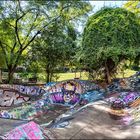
[56,69,137,81]
[57,72,88,81]
[116,69,136,78]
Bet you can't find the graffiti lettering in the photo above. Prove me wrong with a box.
[0,89,30,107]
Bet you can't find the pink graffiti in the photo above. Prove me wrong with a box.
[4,121,45,139]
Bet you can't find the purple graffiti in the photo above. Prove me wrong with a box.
[49,92,80,106]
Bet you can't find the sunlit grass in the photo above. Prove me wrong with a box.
[57,72,88,81]
[116,69,136,78]
[56,69,137,81]
[12,69,137,83]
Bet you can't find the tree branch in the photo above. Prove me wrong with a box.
[0,41,9,67]
[11,35,17,53]
[5,21,15,29]
[22,15,61,51]
[22,12,40,46]
[21,4,71,51]
[15,18,22,48]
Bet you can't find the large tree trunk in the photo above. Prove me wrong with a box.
[0,68,2,83]
[7,68,14,84]
[50,72,53,82]
[104,61,111,84]
[46,71,50,83]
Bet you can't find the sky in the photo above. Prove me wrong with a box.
[78,0,128,32]
[90,1,128,12]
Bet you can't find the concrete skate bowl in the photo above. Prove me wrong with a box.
[0,80,105,122]
[0,84,45,108]
[0,75,140,139]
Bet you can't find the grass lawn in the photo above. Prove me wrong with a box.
[14,69,137,83]
[56,69,137,82]
[57,72,88,81]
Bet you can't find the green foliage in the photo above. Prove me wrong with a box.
[81,7,140,82]
[26,22,77,82]
[0,1,92,83]
[124,1,140,17]
[123,1,140,67]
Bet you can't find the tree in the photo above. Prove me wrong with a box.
[124,1,140,68]
[81,7,140,83]
[26,18,81,83]
[124,1,140,17]
[0,0,92,83]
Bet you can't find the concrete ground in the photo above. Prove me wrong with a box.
[45,101,140,139]
[1,101,140,139]
[0,105,68,136]
[0,118,28,136]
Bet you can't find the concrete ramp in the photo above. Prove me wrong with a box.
[45,101,140,139]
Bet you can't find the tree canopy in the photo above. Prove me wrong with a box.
[0,0,92,83]
[124,1,140,17]
[81,7,140,83]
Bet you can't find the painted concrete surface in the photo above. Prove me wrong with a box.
[46,101,140,139]
[0,105,68,136]
[1,101,140,139]
[0,118,28,136]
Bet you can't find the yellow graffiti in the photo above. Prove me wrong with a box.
[130,98,140,107]
[109,109,127,116]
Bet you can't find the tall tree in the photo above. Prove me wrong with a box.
[26,15,84,83]
[124,1,140,67]
[81,7,140,83]
[0,0,92,83]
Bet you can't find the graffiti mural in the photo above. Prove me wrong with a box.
[106,90,140,125]
[47,80,83,94]
[0,79,105,120]
[106,72,140,94]
[0,98,52,120]
[43,80,104,107]
[79,90,104,105]
[0,84,45,96]
[0,84,46,107]
[48,80,81,106]
[77,80,104,93]
[2,121,48,139]
[0,89,30,107]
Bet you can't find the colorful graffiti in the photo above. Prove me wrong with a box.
[2,121,47,139]
[0,84,45,96]
[106,90,140,126]
[47,80,83,94]
[0,73,139,134]
[43,80,104,107]
[48,81,81,106]
[106,72,140,94]
[0,80,105,120]
[0,98,52,120]
[106,92,140,108]
[0,89,30,107]
[80,90,104,105]
[0,84,45,107]
[76,80,104,93]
